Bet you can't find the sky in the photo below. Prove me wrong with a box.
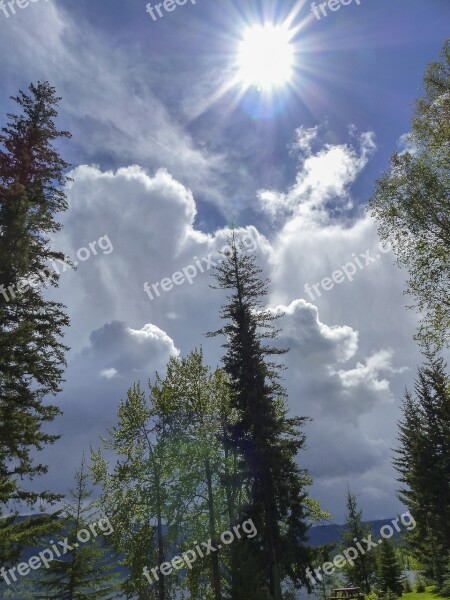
[0,0,449,524]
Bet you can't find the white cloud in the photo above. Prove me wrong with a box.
[272,299,359,364]
[38,156,422,519]
[100,368,118,379]
[7,109,421,521]
[258,128,376,220]
[331,349,408,392]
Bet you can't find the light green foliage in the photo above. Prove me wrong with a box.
[92,350,245,600]
[369,40,450,351]
[91,383,172,600]
[415,575,426,593]
[440,558,450,597]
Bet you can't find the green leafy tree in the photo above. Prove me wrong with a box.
[377,539,404,597]
[394,354,450,588]
[92,354,253,600]
[91,384,173,600]
[149,349,244,600]
[341,489,376,593]
[208,231,313,600]
[34,457,119,600]
[369,40,450,351]
[0,81,71,560]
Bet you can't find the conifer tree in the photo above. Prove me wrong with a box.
[0,82,71,559]
[208,231,313,600]
[34,457,119,600]
[377,539,404,597]
[341,489,376,593]
[394,354,450,588]
[441,557,450,597]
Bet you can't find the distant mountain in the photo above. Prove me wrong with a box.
[1,515,404,556]
[307,518,405,547]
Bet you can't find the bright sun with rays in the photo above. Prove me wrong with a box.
[236,24,295,91]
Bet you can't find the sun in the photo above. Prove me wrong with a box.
[236,24,295,91]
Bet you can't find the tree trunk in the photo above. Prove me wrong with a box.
[155,478,166,600]
[264,481,283,600]
[224,437,239,600]
[206,458,222,600]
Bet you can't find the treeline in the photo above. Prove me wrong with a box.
[0,83,318,598]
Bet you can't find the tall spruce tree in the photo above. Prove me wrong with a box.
[34,457,119,600]
[0,82,71,560]
[341,489,376,593]
[394,353,450,588]
[377,539,404,597]
[208,231,313,600]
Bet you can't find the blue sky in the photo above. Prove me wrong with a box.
[0,0,449,523]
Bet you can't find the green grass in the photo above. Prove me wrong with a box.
[403,586,447,600]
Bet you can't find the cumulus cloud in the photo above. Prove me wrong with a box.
[331,349,407,392]
[8,113,419,520]
[88,321,179,377]
[100,368,118,380]
[271,299,405,421]
[18,151,420,520]
[34,156,420,519]
[45,164,272,360]
[272,299,359,364]
[258,127,376,220]
[35,318,179,495]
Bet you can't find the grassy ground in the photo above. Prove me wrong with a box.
[403,586,447,600]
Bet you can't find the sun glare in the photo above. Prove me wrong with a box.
[236,24,295,91]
